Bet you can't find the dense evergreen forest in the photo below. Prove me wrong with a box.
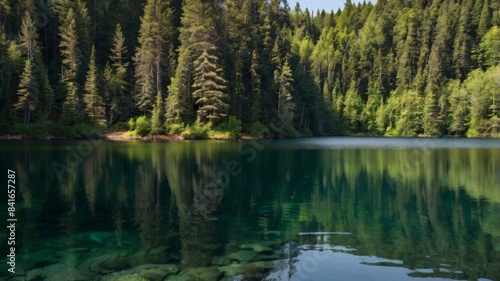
[0,0,499,138]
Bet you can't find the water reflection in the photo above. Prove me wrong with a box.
[0,139,499,280]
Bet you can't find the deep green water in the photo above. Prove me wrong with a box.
[1,137,499,281]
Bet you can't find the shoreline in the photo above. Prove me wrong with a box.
[0,132,263,141]
[0,132,495,141]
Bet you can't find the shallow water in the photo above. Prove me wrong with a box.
[0,138,499,280]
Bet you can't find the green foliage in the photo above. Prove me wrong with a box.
[192,49,229,126]
[134,116,151,136]
[83,46,104,123]
[180,123,208,139]
[251,121,268,137]
[167,123,184,135]
[128,118,136,131]
[480,26,500,67]
[151,92,165,135]
[2,0,500,138]
[219,116,242,138]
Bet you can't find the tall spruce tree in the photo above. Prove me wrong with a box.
[83,46,104,123]
[14,12,38,125]
[192,49,228,126]
[60,8,81,124]
[166,0,223,124]
[134,0,172,114]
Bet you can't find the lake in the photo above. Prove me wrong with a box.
[1,137,499,280]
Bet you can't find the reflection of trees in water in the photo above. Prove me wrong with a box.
[165,143,226,268]
[248,148,500,280]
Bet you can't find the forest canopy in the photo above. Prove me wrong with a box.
[0,0,499,137]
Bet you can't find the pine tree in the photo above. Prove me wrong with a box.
[14,12,39,125]
[422,91,441,136]
[453,0,474,80]
[274,59,295,131]
[250,50,262,125]
[478,0,492,39]
[192,49,228,126]
[166,0,223,124]
[134,0,172,114]
[108,24,129,123]
[447,80,469,135]
[15,59,38,125]
[83,46,104,123]
[343,83,363,132]
[60,8,81,124]
[151,91,164,134]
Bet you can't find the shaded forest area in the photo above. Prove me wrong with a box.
[1,0,499,138]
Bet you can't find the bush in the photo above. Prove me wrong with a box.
[128,118,136,131]
[50,124,73,136]
[181,123,208,139]
[167,123,184,135]
[225,116,242,137]
[110,121,129,131]
[134,116,151,136]
[250,121,268,137]
[9,123,29,135]
[0,119,9,134]
[71,124,104,137]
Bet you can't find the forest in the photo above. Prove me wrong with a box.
[0,0,499,138]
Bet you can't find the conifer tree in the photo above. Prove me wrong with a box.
[83,46,104,123]
[453,0,474,80]
[15,59,38,125]
[274,59,295,131]
[250,50,262,125]
[151,91,164,134]
[166,0,223,124]
[134,0,172,114]
[108,24,129,123]
[192,49,228,126]
[14,12,41,125]
[60,8,81,124]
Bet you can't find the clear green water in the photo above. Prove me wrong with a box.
[1,137,499,281]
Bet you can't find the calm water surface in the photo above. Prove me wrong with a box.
[0,137,499,280]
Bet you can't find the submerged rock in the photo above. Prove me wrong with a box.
[101,264,180,281]
[239,244,274,254]
[145,246,169,264]
[78,254,130,275]
[168,266,222,281]
[130,247,179,267]
[228,250,258,263]
[27,263,91,281]
[218,261,274,277]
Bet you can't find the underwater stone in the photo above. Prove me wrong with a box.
[80,254,130,274]
[26,263,91,281]
[228,250,258,263]
[218,261,274,277]
[145,246,170,264]
[101,264,180,281]
[168,266,222,281]
[239,244,274,254]
[101,273,147,281]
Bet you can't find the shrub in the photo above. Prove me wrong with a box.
[128,118,136,131]
[110,121,129,131]
[250,121,268,137]
[167,123,184,135]
[9,123,29,135]
[225,116,242,137]
[71,124,103,137]
[134,116,151,136]
[0,119,9,134]
[181,123,208,139]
